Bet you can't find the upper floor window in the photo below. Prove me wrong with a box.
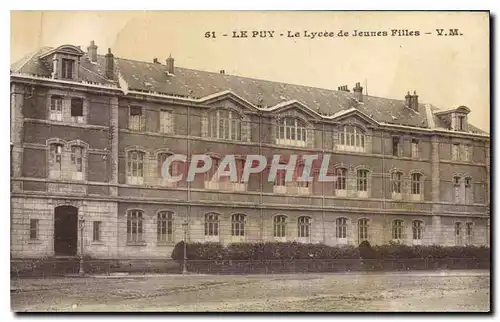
[231,214,246,237]
[127,210,144,243]
[298,216,311,238]
[452,143,472,162]
[335,168,347,196]
[273,215,287,238]
[356,169,369,198]
[160,110,174,134]
[209,109,241,141]
[49,96,63,121]
[129,106,144,131]
[410,173,423,200]
[49,143,63,179]
[411,139,420,158]
[338,125,365,152]
[71,98,84,123]
[392,136,402,157]
[205,213,219,237]
[61,58,74,79]
[391,171,403,195]
[157,211,174,243]
[127,151,145,185]
[452,143,460,160]
[456,114,466,131]
[70,146,84,181]
[392,220,404,240]
[276,117,307,147]
[336,217,348,240]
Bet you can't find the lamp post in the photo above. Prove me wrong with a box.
[182,220,188,274]
[79,216,85,276]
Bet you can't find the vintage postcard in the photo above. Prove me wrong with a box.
[10,11,490,312]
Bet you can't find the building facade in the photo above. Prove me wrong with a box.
[10,42,491,259]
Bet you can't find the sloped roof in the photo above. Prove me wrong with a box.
[10,46,487,134]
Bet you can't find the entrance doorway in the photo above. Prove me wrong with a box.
[54,205,78,256]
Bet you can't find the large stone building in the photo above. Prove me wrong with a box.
[10,42,490,259]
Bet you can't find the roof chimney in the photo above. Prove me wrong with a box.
[220,69,225,75]
[166,54,174,74]
[105,48,114,80]
[412,91,419,112]
[153,58,160,64]
[405,91,411,108]
[87,40,98,62]
[353,82,363,102]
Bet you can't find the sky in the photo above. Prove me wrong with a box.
[10,11,490,132]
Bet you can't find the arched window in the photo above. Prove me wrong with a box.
[358,218,369,242]
[231,213,246,237]
[49,143,64,179]
[157,211,174,242]
[273,215,287,238]
[276,117,307,147]
[338,125,365,152]
[204,213,219,237]
[412,220,423,242]
[127,150,145,185]
[411,173,422,194]
[127,210,144,243]
[70,145,84,180]
[356,169,369,192]
[298,216,311,238]
[336,217,348,239]
[392,220,404,240]
[391,171,403,195]
[209,109,241,140]
[335,168,347,195]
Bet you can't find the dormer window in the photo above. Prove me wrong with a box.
[276,117,307,147]
[338,125,365,152]
[456,115,465,131]
[61,58,75,79]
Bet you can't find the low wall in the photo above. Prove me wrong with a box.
[11,257,490,278]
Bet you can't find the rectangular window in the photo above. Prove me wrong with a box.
[462,144,471,162]
[71,98,84,123]
[466,222,473,244]
[356,170,368,192]
[93,221,101,242]
[61,59,74,79]
[160,110,173,134]
[411,139,419,158]
[30,219,39,240]
[457,115,465,131]
[392,137,400,157]
[452,143,460,160]
[129,106,143,131]
[49,96,63,121]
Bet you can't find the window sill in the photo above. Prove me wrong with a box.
[27,240,43,245]
[126,242,147,246]
[156,241,175,246]
[91,242,105,245]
